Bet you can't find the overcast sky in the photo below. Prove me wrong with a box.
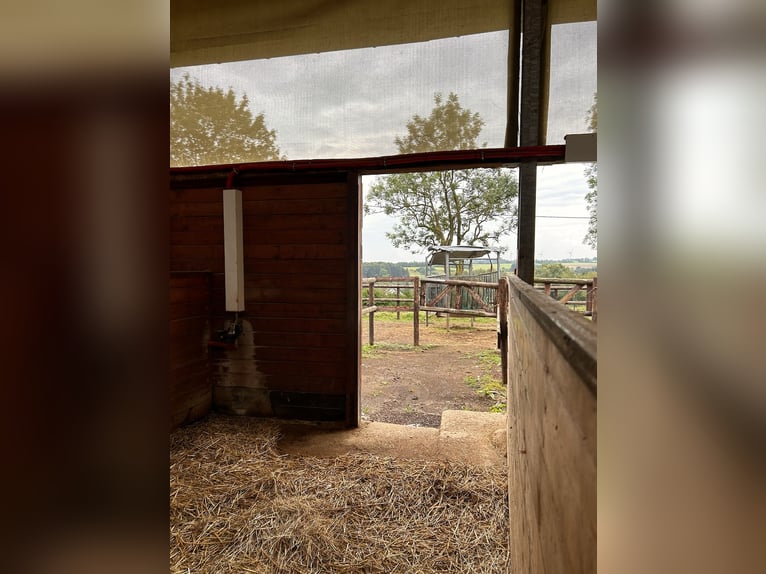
[171,24,597,261]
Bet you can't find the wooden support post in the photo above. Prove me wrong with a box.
[396,286,401,320]
[586,281,594,313]
[497,277,509,387]
[591,277,598,323]
[517,164,537,284]
[445,253,451,331]
[504,0,522,147]
[368,279,375,346]
[413,277,420,346]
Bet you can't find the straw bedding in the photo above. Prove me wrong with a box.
[170,414,508,573]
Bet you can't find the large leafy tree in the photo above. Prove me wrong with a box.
[170,74,283,167]
[583,93,597,249]
[365,92,517,253]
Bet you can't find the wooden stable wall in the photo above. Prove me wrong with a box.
[170,271,212,430]
[503,275,597,573]
[170,171,361,427]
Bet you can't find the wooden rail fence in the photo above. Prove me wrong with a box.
[362,277,420,346]
[421,278,498,317]
[361,275,597,346]
[362,276,498,346]
[534,277,598,322]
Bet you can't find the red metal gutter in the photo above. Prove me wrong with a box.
[170,146,566,181]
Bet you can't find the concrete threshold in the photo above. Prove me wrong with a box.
[277,410,507,468]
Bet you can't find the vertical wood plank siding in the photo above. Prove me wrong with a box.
[505,274,596,573]
[170,172,360,426]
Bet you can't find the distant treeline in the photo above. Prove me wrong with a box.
[364,257,595,268]
[363,258,597,279]
[362,262,410,278]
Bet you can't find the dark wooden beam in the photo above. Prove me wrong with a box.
[504,0,522,148]
[519,0,546,148]
[516,0,547,284]
[169,145,566,186]
[517,162,537,283]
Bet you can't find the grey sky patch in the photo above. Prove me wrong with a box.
[362,164,594,262]
[171,28,596,260]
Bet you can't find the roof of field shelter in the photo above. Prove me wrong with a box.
[426,245,498,266]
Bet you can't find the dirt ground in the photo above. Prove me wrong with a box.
[361,313,503,428]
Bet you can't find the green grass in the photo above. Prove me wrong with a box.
[465,373,503,394]
[361,344,377,358]
[362,342,436,358]
[476,349,501,367]
[476,378,505,399]
[465,356,507,414]
[464,374,481,389]
[372,311,496,328]
[422,316,497,332]
[373,311,416,321]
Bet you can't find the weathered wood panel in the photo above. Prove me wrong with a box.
[170,272,211,430]
[171,228,346,245]
[170,171,360,426]
[505,274,596,573]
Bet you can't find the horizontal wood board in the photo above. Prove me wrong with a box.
[170,172,360,426]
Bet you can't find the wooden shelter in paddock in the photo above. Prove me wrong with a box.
[170,1,597,572]
[425,245,502,278]
[423,245,503,318]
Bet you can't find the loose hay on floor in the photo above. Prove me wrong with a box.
[170,414,509,573]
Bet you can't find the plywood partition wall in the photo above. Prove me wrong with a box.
[170,170,361,427]
[503,274,597,573]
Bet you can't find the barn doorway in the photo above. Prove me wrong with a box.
[360,175,507,428]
